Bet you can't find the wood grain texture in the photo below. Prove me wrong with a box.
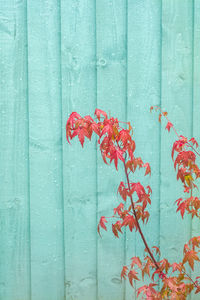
[0,0,199,299]
[27,0,65,299]
[192,1,200,298]
[61,1,97,299]
[160,0,193,284]
[0,0,31,299]
[127,1,161,298]
[96,0,127,299]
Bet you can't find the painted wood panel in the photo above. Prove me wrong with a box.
[27,0,65,299]
[127,1,161,298]
[96,0,127,299]
[61,1,97,299]
[192,1,200,299]
[0,0,199,299]
[0,0,31,299]
[160,0,193,292]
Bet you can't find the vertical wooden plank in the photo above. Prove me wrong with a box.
[96,1,127,299]
[27,1,65,299]
[61,1,97,299]
[0,0,31,299]
[192,1,200,298]
[127,0,161,298]
[160,0,193,280]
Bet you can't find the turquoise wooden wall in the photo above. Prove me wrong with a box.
[0,0,199,299]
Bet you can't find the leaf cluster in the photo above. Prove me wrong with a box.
[66,107,200,299]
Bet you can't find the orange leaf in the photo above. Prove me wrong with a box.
[112,224,119,238]
[143,163,151,176]
[152,246,161,256]
[122,215,136,232]
[131,257,142,269]
[97,216,108,236]
[128,269,139,286]
[118,182,128,201]
[121,266,128,279]
[183,250,200,270]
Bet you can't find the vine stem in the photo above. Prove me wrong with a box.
[123,157,200,289]
[153,105,200,157]
[122,159,161,271]
[186,142,200,157]
[153,105,180,139]
[115,141,160,271]
[181,269,199,289]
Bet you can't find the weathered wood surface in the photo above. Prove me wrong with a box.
[0,0,30,299]
[27,0,65,299]
[0,0,199,299]
[160,2,194,299]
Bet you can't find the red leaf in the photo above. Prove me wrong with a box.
[189,137,199,148]
[110,147,125,170]
[128,122,133,135]
[165,122,173,132]
[66,112,82,143]
[133,157,143,170]
[126,160,134,172]
[195,287,200,294]
[176,200,186,219]
[66,112,81,128]
[151,269,162,281]
[131,257,142,269]
[171,262,183,272]
[174,151,196,170]
[122,215,136,232]
[142,260,151,279]
[137,285,148,297]
[97,216,108,235]
[101,151,109,165]
[130,182,145,198]
[152,246,160,256]
[137,283,158,298]
[91,122,100,136]
[100,123,113,139]
[112,224,119,238]
[128,269,139,286]
[118,129,132,146]
[127,140,136,160]
[77,127,89,147]
[118,182,128,201]
[143,163,151,176]
[112,221,123,238]
[94,109,107,121]
[183,250,200,270]
[150,106,154,112]
[113,203,124,216]
[121,266,128,279]
[171,138,188,160]
[159,258,170,273]
[189,236,200,250]
[146,185,152,195]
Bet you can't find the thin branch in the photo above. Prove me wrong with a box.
[181,269,199,289]
[122,159,161,271]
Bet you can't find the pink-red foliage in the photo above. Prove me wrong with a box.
[66,107,200,298]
